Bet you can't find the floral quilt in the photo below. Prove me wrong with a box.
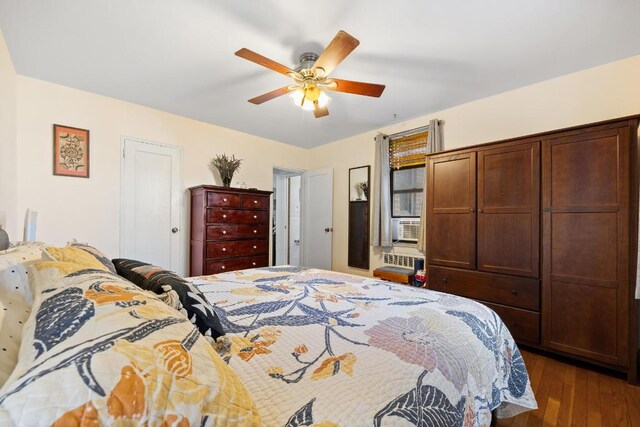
[191,267,537,427]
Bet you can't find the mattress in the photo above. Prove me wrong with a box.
[190,266,537,426]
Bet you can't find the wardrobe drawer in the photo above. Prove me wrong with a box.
[241,194,270,210]
[207,209,268,224]
[428,266,540,311]
[482,302,540,345]
[207,192,240,208]
[205,255,269,274]
[206,240,268,258]
[206,224,268,240]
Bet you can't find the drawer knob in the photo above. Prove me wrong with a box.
[221,266,225,270]
[253,230,257,234]
[222,230,226,234]
[223,198,227,202]
[511,289,518,295]
[254,200,258,204]
[442,277,448,284]
[252,262,256,266]
[253,245,257,249]
[253,215,257,219]
[223,214,227,218]
[222,248,226,251]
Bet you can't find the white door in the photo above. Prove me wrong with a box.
[301,168,333,269]
[121,138,182,272]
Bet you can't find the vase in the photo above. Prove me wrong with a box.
[222,175,232,187]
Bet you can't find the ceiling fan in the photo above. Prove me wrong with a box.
[235,30,386,118]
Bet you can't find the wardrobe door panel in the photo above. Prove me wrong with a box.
[542,127,629,366]
[427,153,476,269]
[477,142,540,277]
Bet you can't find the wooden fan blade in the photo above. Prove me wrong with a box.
[248,86,294,104]
[311,30,359,77]
[328,78,385,97]
[235,48,297,77]
[314,102,329,118]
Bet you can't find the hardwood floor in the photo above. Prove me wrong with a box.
[495,350,640,426]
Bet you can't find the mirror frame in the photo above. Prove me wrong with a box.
[348,165,370,270]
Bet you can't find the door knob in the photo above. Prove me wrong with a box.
[171,227,179,233]
[324,227,333,232]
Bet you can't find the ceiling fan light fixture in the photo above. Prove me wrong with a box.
[290,88,330,111]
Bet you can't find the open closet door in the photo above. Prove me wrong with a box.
[301,168,333,269]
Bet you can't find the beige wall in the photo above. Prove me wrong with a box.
[309,55,640,276]
[15,76,308,274]
[0,30,18,238]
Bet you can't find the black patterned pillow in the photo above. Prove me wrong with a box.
[112,258,225,340]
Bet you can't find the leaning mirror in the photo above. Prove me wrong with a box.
[348,165,370,269]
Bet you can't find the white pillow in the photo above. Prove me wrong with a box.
[0,296,30,388]
[0,244,48,304]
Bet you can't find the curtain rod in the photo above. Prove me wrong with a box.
[389,125,430,139]
[374,123,439,141]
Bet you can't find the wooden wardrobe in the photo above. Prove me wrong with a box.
[426,116,639,382]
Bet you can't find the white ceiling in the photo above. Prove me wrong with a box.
[1,0,639,148]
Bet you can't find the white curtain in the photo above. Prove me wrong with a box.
[372,133,392,247]
[417,119,444,254]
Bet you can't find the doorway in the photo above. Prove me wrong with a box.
[273,168,302,266]
[120,138,182,272]
[272,167,333,269]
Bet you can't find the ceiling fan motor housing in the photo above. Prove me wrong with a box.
[295,52,320,73]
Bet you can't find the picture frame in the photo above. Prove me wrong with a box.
[53,124,90,178]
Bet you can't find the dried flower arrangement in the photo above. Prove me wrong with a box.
[209,154,242,187]
[357,181,369,199]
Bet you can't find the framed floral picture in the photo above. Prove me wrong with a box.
[53,124,90,178]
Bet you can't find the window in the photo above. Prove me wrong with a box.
[389,131,428,218]
[392,166,424,217]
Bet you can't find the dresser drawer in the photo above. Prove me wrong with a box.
[206,240,268,258]
[482,301,540,345]
[428,266,540,311]
[207,209,268,224]
[241,194,270,210]
[206,224,268,240]
[205,255,269,274]
[207,192,240,208]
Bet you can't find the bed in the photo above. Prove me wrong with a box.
[1,242,536,426]
[190,266,538,426]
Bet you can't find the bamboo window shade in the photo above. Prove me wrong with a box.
[389,131,429,169]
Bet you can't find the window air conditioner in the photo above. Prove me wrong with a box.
[398,220,420,242]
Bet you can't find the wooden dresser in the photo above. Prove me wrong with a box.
[426,116,639,382]
[189,185,272,276]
